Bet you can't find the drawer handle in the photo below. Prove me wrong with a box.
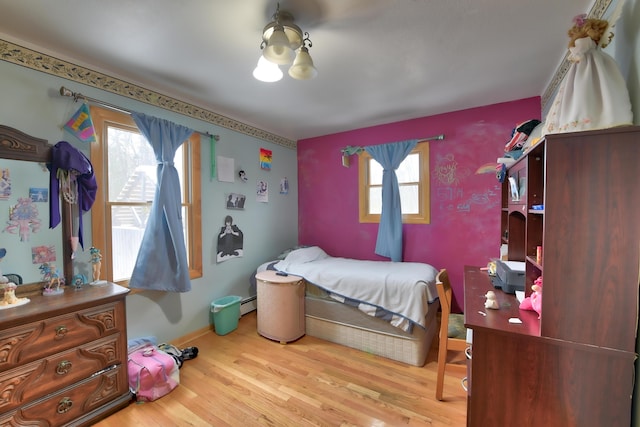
[55,325,68,339]
[57,397,73,414]
[56,360,72,375]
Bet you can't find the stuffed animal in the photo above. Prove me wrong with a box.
[484,291,499,310]
[519,276,542,318]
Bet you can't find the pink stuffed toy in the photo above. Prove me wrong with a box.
[519,276,542,318]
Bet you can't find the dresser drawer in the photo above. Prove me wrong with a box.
[0,301,125,371]
[0,364,129,427]
[0,333,126,413]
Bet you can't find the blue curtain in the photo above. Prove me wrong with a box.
[129,112,194,292]
[365,139,418,262]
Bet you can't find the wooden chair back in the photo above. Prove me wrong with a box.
[435,268,468,401]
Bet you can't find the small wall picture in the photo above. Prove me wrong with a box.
[0,168,10,200]
[32,245,56,264]
[280,177,289,194]
[29,187,48,202]
[225,193,246,210]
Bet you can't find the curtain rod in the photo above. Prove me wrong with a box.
[341,134,445,155]
[59,86,219,141]
[340,135,445,167]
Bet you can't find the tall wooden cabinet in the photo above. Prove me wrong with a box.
[0,283,131,426]
[466,126,639,426]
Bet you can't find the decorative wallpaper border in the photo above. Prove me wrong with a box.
[541,0,613,112]
[0,0,614,143]
[0,39,297,150]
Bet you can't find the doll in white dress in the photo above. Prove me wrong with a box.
[543,12,633,135]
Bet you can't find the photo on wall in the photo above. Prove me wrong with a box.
[225,193,246,210]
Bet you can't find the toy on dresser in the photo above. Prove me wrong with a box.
[519,276,543,318]
[0,249,30,308]
[484,290,499,310]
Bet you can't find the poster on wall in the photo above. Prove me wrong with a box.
[216,156,235,182]
[216,215,244,263]
[256,180,268,203]
[259,148,272,170]
[225,193,246,210]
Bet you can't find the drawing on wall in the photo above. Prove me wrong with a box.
[3,197,41,241]
[225,193,246,210]
[475,163,499,175]
[29,187,48,202]
[280,177,289,194]
[32,245,56,264]
[433,153,500,215]
[432,153,469,186]
[256,180,268,203]
[216,215,244,263]
[259,148,272,170]
[0,168,10,200]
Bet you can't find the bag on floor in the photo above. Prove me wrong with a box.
[128,344,180,402]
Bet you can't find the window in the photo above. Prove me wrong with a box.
[90,106,202,286]
[358,142,430,224]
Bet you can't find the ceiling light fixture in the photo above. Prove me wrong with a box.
[253,3,317,82]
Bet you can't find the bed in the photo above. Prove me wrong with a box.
[254,246,440,366]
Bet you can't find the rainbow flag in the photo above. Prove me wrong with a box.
[260,148,272,171]
[64,103,96,143]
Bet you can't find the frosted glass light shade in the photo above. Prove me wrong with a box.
[288,47,318,80]
[263,25,295,65]
[253,57,283,82]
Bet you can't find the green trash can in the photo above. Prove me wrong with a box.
[211,295,242,335]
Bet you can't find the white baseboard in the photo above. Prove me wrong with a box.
[240,296,257,315]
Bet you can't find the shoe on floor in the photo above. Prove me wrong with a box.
[182,346,199,360]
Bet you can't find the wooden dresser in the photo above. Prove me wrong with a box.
[0,283,131,426]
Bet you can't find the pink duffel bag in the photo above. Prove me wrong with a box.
[128,345,179,402]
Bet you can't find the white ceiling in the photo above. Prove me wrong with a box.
[0,0,594,141]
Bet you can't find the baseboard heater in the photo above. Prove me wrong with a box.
[240,296,257,315]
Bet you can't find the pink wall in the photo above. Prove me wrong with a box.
[297,97,541,312]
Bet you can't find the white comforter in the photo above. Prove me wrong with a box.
[273,246,438,329]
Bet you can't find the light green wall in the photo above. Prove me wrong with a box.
[0,59,299,344]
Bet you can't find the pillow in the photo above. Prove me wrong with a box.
[276,245,308,260]
[274,246,329,271]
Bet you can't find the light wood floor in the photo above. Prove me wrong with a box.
[94,312,467,427]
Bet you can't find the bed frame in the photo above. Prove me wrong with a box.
[304,292,440,367]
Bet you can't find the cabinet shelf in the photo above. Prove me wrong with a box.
[526,256,542,270]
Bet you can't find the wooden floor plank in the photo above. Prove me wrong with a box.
[94,311,467,426]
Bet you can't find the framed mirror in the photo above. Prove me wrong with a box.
[0,125,72,297]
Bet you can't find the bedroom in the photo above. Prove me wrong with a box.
[0,0,639,425]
